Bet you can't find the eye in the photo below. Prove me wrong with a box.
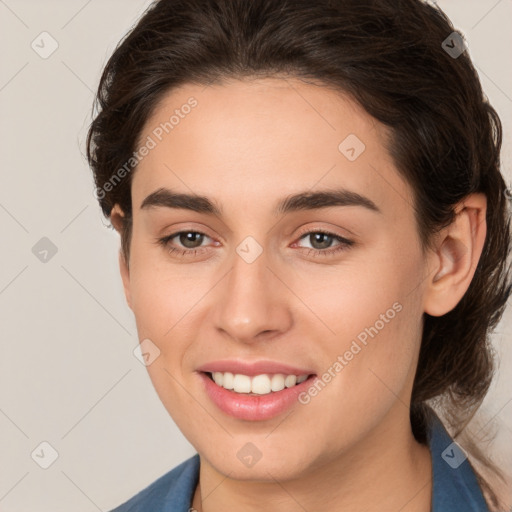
[157,230,214,257]
[156,228,354,259]
[294,229,354,257]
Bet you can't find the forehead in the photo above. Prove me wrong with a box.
[131,77,413,220]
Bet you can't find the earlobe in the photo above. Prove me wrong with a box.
[423,193,487,317]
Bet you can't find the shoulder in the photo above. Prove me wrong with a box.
[109,454,200,512]
[427,412,490,512]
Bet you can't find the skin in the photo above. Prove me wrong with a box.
[110,77,487,511]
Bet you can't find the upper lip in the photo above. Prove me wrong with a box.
[196,360,315,377]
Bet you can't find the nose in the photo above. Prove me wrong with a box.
[212,245,293,345]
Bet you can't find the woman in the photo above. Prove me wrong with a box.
[86,0,511,510]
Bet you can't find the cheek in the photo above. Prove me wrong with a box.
[293,236,423,347]
[127,260,205,426]
[294,291,423,454]
[128,240,207,339]
[294,240,425,411]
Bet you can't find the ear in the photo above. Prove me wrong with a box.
[110,204,132,311]
[423,193,487,316]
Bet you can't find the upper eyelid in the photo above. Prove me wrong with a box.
[295,225,353,239]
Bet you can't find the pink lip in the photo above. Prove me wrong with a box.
[196,360,317,421]
[196,359,314,376]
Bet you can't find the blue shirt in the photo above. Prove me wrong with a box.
[110,413,489,511]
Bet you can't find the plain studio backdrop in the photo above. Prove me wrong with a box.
[0,1,511,511]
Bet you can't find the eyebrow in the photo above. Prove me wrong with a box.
[140,187,381,216]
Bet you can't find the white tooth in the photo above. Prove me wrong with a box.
[271,374,285,392]
[251,374,272,394]
[222,372,234,390]
[218,372,305,393]
[284,375,297,388]
[233,374,252,393]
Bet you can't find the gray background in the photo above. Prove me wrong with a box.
[0,1,510,510]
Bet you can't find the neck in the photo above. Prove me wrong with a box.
[192,405,432,512]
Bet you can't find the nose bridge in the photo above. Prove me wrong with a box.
[213,239,292,342]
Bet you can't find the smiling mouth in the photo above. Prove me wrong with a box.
[204,371,315,395]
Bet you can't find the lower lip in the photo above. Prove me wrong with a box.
[199,372,316,421]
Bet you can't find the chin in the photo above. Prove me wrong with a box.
[198,440,322,482]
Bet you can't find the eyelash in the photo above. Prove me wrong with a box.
[156,228,354,259]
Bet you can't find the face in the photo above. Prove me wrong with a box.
[117,77,430,480]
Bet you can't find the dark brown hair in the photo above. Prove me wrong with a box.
[86,0,511,506]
